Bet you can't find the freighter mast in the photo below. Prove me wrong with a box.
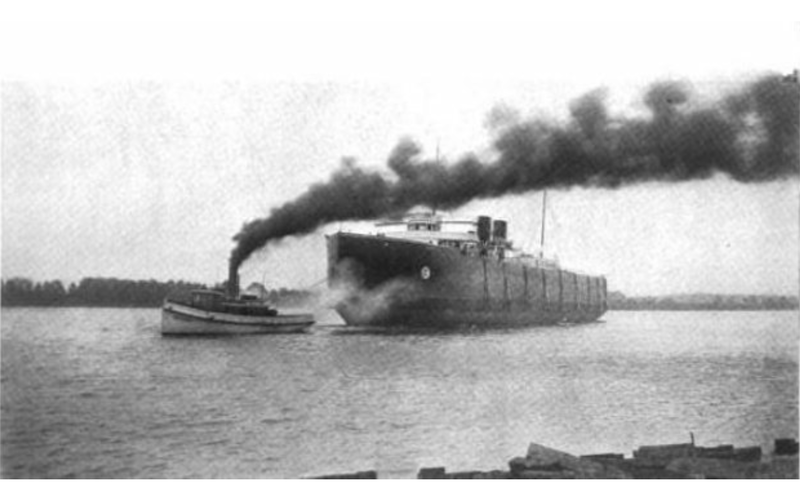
[432,140,440,216]
[539,190,547,258]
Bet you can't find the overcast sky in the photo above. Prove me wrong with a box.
[2,3,798,296]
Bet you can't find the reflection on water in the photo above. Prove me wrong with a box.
[1,308,797,478]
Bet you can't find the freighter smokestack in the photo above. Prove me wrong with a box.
[477,216,492,243]
[492,219,507,242]
[228,259,240,298]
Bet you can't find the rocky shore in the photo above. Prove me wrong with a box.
[309,437,799,479]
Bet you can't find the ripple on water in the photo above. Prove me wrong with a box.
[1,309,797,478]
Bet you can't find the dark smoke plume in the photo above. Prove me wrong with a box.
[232,74,799,270]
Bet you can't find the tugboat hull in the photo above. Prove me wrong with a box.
[161,300,314,335]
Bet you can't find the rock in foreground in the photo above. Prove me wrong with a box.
[309,437,799,479]
[508,442,629,479]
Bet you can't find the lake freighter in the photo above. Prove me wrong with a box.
[326,210,607,328]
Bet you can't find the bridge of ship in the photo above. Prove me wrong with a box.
[373,212,558,268]
[375,213,480,247]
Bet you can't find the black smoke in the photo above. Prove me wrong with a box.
[231,74,799,270]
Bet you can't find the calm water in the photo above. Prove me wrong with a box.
[1,308,797,478]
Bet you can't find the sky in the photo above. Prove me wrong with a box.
[1,2,799,297]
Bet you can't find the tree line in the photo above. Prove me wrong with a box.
[2,278,322,307]
[1,277,318,308]
[1,277,208,307]
[607,291,799,310]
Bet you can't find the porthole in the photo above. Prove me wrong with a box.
[420,266,431,280]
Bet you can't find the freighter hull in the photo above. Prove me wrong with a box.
[327,232,607,328]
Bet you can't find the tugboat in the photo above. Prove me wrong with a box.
[161,264,314,335]
[326,196,607,328]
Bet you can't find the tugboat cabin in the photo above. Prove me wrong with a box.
[184,290,278,317]
[190,290,226,310]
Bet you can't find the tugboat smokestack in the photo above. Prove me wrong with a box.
[228,259,240,298]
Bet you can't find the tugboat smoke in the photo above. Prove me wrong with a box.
[231,73,799,271]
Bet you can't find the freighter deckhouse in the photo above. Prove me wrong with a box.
[326,212,607,328]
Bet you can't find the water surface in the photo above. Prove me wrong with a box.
[1,308,797,478]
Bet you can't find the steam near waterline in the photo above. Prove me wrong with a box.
[231,74,799,271]
[320,260,421,325]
